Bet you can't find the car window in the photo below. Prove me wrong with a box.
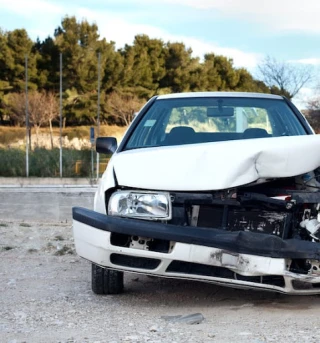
[124,97,307,150]
[165,106,271,133]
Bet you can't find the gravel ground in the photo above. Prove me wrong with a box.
[2,220,320,343]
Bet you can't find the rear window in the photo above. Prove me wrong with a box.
[124,97,307,150]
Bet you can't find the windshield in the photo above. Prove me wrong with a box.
[124,97,307,150]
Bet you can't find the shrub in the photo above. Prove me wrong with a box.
[0,148,25,176]
[0,148,98,177]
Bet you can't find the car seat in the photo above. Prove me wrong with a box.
[242,128,270,139]
[164,126,196,145]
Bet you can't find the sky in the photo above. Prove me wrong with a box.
[0,0,319,108]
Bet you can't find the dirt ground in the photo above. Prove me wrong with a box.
[2,220,320,343]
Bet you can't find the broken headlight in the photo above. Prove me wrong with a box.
[108,190,172,220]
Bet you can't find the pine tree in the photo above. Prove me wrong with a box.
[5,29,38,91]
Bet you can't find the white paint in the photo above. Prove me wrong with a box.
[94,158,116,214]
[111,135,320,191]
[72,219,320,294]
[158,91,282,100]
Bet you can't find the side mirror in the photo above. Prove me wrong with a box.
[96,137,118,154]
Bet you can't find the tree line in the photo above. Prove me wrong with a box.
[0,15,293,129]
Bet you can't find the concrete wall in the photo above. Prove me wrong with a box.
[0,187,96,223]
[0,177,97,187]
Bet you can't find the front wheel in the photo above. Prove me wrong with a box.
[91,263,124,295]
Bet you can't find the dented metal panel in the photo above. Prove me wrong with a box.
[111,135,320,191]
[72,218,320,295]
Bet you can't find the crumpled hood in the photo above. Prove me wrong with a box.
[112,135,320,191]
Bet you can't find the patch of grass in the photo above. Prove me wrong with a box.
[0,127,25,145]
[62,126,89,141]
[54,245,74,256]
[0,223,8,227]
[1,246,14,251]
[54,235,64,241]
[19,223,31,227]
[0,125,128,146]
[99,125,127,143]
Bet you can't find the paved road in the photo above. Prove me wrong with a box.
[0,187,95,222]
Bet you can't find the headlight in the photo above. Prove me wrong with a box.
[108,190,172,220]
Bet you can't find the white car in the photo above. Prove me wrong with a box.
[73,92,320,295]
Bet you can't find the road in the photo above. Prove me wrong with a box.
[1,188,320,343]
[0,186,95,222]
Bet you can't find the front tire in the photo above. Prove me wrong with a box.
[91,263,124,295]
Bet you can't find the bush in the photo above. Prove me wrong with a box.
[0,148,97,177]
[0,148,25,176]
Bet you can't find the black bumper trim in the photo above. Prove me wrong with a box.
[73,207,320,259]
[110,253,161,269]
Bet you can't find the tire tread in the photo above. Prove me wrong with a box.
[92,263,124,295]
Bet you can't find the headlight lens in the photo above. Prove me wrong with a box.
[108,190,171,220]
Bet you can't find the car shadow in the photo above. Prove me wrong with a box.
[122,274,320,310]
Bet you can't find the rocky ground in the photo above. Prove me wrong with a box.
[1,220,320,343]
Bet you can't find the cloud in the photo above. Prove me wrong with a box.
[166,36,260,69]
[132,0,320,34]
[0,0,66,38]
[292,87,316,110]
[74,7,260,69]
[3,0,320,36]
[0,0,63,17]
[0,0,286,70]
[291,58,320,66]
[0,0,260,69]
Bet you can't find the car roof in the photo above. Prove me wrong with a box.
[157,92,284,100]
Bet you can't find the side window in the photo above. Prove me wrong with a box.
[126,107,163,148]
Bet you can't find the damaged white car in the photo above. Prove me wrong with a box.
[73,92,320,295]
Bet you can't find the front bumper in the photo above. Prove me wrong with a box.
[73,207,320,295]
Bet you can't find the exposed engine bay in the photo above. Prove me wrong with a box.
[183,170,320,242]
[108,170,320,280]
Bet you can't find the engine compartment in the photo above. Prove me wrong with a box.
[107,171,320,277]
[167,173,320,242]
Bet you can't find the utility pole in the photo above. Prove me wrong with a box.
[25,55,29,177]
[59,53,63,178]
[96,52,101,180]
